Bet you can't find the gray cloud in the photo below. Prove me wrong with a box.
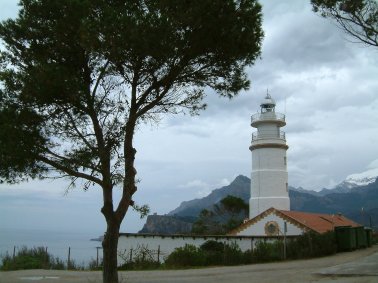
[1,0,377,232]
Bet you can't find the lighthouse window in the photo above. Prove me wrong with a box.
[284,157,287,165]
[286,183,288,192]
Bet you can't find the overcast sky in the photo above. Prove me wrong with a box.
[0,0,377,234]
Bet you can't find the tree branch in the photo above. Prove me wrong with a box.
[37,155,103,186]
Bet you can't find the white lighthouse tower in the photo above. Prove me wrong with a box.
[249,92,290,219]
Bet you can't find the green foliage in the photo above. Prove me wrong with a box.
[192,196,249,235]
[223,241,244,265]
[219,195,249,215]
[372,232,378,245]
[251,241,283,262]
[191,209,224,235]
[165,240,246,267]
[1,247,48,270]
[311,0,378,47]
[132,233,340,270]
[0,0,263,185]
[132,204,150,219]
[0,0,263,279]
[286,231,337,259]
[164,244,205,268]
[0,246,84,271]
[200,240,225,266]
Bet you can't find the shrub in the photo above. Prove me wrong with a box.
[286,231,337,259]
[200,240,224,266]
[372,232,378,245]
[165,244,204,267]
[223,241,244,265]
[118,245,161,270]
[165,240,245,267]
[251,240,283,262]
[1,246,50,271]
[0,246,87,271]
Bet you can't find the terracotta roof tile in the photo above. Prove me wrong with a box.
[228,208,362,236]
[277,210,361,233]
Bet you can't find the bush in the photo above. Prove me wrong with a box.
[165,244,204,268]
[223,241,244,265]
[371,232,378,245]
[165,240,246,268]
[118,244,161,270]
[1,246,50,271]
[251,240,283,262]
[0,246,86,271]
[200,240,224,266]
[286,231,337,259]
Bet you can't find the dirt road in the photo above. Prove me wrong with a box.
[1,245,377,283]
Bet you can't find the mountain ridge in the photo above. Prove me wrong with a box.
[168,175,250,217]
[139,170,378,234]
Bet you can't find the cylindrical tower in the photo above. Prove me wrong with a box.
[249,93,289,219]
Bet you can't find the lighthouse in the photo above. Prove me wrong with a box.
[227,93,361,237]
[249,92,290,219]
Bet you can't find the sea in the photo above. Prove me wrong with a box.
[0,228,103,266]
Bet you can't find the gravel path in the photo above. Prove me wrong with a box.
[1,245,377,283]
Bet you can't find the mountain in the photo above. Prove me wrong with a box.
[345,168,378,187]
[168,175,250,217]
[139,171,378,234]
[138,214,194,234]
[289,186,320,196]
[319,168,378,196]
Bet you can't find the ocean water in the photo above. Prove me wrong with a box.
[0,228,103,266]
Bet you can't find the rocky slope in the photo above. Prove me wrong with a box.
[138,214,194,234]
[168,175,250,217]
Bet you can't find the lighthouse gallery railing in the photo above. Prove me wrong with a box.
[251,112,285,124]
[252,131,286,141]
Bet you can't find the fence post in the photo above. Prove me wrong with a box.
[96,247,101,267]
[67,247,71,269]
[45,247,48,266]
[129,248,133,262]
[157,245,160,263]
[223,241,226,265]
[283,222,287,260]
[13,246,16,260]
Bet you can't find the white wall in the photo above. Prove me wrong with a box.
[117,233,286,265]
[250,147,289,218]
[236,213,303,236]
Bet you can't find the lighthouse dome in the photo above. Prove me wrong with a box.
[260,93,276,112]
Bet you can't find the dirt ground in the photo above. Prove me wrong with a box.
[1,245,377,283]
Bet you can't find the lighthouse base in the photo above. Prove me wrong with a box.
[249,197,290,219]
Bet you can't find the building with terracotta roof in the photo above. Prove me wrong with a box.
[229,207,361,236]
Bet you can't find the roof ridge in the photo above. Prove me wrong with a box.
[227,207,275,235]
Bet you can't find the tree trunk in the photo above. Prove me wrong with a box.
[102,220,120,283]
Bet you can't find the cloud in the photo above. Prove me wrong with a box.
[179,178,231,198]
[1,0,378,232]
[367,159,378,170]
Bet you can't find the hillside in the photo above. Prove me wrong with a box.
[168,175,250,217]
[139,174,378,234]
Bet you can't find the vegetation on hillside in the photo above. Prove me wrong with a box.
[191,195,248,234]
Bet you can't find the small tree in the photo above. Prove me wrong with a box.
[192,196,248,234]
[191,209,224,235]
[0,1,263,282]
[311,0,378,47]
